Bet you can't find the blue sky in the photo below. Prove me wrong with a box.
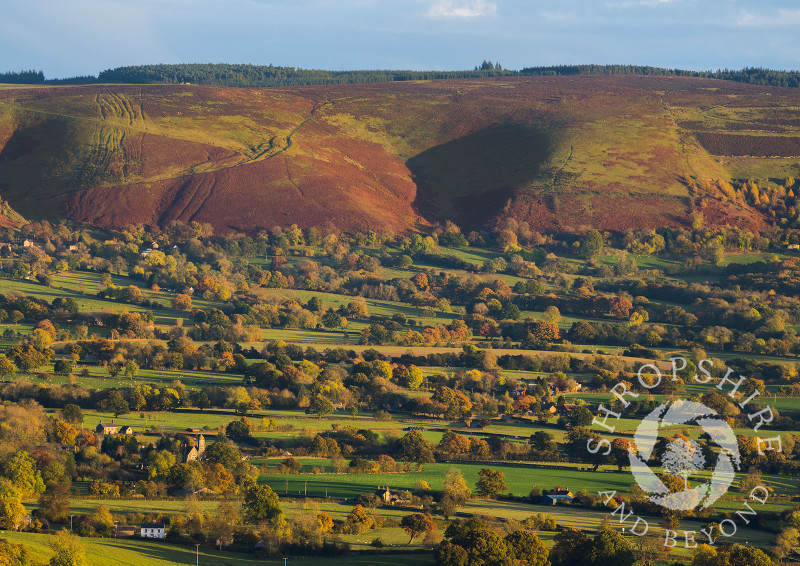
[1,0,800,78]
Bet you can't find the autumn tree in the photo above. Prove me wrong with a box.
[443,468,472,505]
[579,229,604,259]
[0,357,17,377]
[399,431,436,467]
[609,438,633,471]
[92,505,115,537]
[344,504,374,534]
[588,526,635,566]
[2,451,44,498]
[443,518,513,566]
[439,431,471,456]
[726,544,773,566]
[306,395,334,418]
[243,484,284,530]
[400,513,436,544]
[99,390,129,417]
[436,541,468,566]
[475,467,507,497]
[38,484,70,523]
[633,534,667,566]
[120,361,138,381]
[207,500,240,551]
[543,306,562,323]
[609,296,633,320]
[397,365,424,389]
[530,431,557,452]
[204,441,241,471]
[772,527,798,562]
[432,386,473,420]
[48,530,86,566]
[563,406,593,428]
[171,293,192,310]
[505,530,550,566]
[526,321,561,342]
[317,512,334,533]
[53,360,72,376]
[0,479,26,530]
[551,528,589,566]
[0,538,28,566]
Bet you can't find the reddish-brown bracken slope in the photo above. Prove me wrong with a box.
[0,76,794,233]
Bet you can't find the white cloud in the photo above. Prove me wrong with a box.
[426,0,497,19]
[606,0,680,7]
[737,8,800,27]
[541,10,576,22]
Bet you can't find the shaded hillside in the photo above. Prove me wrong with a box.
[0,76,796,233]
[408,124,552,228]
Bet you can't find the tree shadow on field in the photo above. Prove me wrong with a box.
[90,538,258,565]
[407,123,552,229]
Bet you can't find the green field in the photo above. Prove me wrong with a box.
[0,531,435,566]
[0,275,184,328]
[15,366,242,391]
[258,462,635,499]
[75,407,447,439]
[21,494,778,563]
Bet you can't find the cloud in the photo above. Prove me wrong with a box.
[541,10,576,22]
[426,0,497,19]
[737,8,800,27]
[606,0,680,7]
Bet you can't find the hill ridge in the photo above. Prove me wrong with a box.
[0,75,793,234]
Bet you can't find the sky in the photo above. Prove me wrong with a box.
[1,0,800,78]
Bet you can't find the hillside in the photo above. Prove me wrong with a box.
[0,75,793,234]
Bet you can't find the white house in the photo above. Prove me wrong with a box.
[140,522,166,539]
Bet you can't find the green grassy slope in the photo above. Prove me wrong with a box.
[0,531,435,566]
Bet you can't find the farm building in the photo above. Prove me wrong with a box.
[140,522,166,539]
[115,525,137,538]
[119,425,134,435]
[541,403,558,414]
[95,422,118,435]
[378,486,410,505]
[541,486,574,505]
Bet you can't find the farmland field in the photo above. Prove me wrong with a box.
[0,531,435,566]
[258,462,636,499]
